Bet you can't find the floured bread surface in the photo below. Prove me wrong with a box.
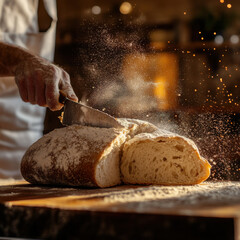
[21,118,211,188]
[121,130,211,185]
[117,118,159,138]
[21,125,128,188]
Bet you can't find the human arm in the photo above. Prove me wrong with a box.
[0,41,78,111]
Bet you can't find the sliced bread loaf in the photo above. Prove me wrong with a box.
[21,119,211,187]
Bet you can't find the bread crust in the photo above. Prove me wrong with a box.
[21,125,127,187]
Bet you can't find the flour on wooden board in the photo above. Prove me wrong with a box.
[102,181,240,207]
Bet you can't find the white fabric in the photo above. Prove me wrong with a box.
[0,0,57,179]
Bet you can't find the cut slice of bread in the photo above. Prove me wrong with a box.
[121,130,211,185]
[21,119,211,188]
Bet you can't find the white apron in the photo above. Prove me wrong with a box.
[0,0,57,179]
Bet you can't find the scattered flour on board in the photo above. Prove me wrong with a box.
[102,181,240,208]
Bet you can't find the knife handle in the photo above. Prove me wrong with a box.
[59,90,67,104]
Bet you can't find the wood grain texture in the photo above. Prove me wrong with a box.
[0,180,239,240]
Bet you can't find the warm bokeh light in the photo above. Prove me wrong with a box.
[215,35,224,44]
[154,77,167,100]
[230,35,239,44]
[92,5,101,15]
[227,4,232,8]
[220,0,224,3]
[119,2,133,15]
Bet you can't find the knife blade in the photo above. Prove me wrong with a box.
[59,94,123,128]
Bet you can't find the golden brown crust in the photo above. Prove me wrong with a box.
[21,125,126,187]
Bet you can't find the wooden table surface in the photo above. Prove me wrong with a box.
[1,180,240,239]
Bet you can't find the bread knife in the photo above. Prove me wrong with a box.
[59,93,123,128]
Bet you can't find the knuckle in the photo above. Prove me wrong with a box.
[63,70,70,79]
[49,64,56,72]
[50,65,60,76]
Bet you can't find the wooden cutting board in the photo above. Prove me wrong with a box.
[0,180,240,239]
[1,180,240,217]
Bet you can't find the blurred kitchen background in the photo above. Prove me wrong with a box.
[40,0,240,180]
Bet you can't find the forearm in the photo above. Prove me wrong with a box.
[0,41,34,75]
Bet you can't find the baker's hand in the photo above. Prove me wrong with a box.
[14,56,78,111]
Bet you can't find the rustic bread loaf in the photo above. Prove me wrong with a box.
[21,119,211,187]
[21,119,158,187]
[21,125,128,188]
[121,130,211,185]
